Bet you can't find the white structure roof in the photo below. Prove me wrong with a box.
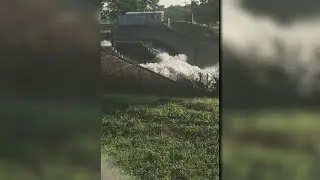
[125,11,164,15]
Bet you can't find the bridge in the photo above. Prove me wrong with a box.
[101,23,219,68]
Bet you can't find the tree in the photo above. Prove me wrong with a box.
[157,5,165,11]
[101,0,160,22]
[163,0,219,25]
[164,5,189,22]
[193,0,219,25]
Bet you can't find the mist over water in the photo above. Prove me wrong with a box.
[140,53,219,87]
[223,0,320,95]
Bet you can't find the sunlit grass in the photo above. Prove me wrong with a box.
[101,94,219,179]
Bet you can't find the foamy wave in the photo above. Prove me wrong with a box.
[101,40,111,47]
[140,53,219,89]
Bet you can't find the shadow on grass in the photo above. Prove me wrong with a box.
[102,94,185,114]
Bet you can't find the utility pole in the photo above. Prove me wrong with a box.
[184,1,188,22]
[184,0,194,23]
[190,0,194,24]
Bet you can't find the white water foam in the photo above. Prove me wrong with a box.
[101,40,112,47]
[140,53,219,89]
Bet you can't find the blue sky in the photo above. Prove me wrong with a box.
[159,0,185,7]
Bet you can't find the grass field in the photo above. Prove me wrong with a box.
[222,110,320,180]
[101,94,219,180]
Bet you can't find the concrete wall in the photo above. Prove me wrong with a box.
[110,24,219,68]
[101,23,113,30]
[170,22,218,45]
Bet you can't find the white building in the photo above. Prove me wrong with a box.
[117,11,165,26]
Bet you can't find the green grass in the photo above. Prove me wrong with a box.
[223,110,320,180]
[101,94,219,180]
